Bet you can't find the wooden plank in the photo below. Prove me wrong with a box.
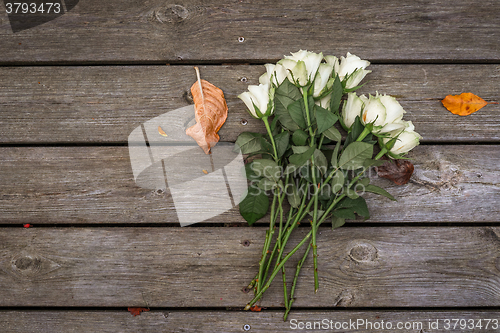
[0,227,499,307]
[1,310,500,333]
[0,65,499,144]
[0,0,498,63]
[0,145,498,224]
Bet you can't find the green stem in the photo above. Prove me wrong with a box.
[303,89,314,138]
[262,116,278,162]
[356,127,371,142]
[284,238,312,321]
[257,193,277,292]
[244,231,312,310]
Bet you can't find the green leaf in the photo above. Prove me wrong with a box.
[330,75,343,114]
[346,187,359,199]
[275,95,300,131]
[344,116,365,147]
[315,106,338,134]
[363,159,387,168]
[338,142,373,170]
[239,185,270,225]
[274,131,290,158]
[258,178,277,191]
[358,177,370,187]
[292,129,309,146]
[251,159,281,182]
[245,162,262,181]
[331,171,344,193]
[289,146,315,167]
[333,208,356,219]
[313,149,328,175]
[364,184,396,201]
[276,78,302,101]
[323,126,341,142]
[336,197,370,218]
[292,145,310,154]
[288,99,307,129]
[234,132,264,155]
[330,141,341,168]
[284,164,298,175]
[332,215,345,230]
[286,180,301,208]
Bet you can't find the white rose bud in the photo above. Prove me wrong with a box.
[388,127,422,154]
[259,63,287,87]
[313,63,334,97]
[344,68,371,90]
[315,94,332,109]
[377,94,407,133]
[360,94,387,127]
[338,52,371,89]
[278,50,323,87]
[238,84,274,119]
[342,92,364,129]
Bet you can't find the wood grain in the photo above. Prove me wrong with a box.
[1,310,500,333]
[0,227,499,308]
[0,65,498,144]
[0,0,498,63]
[0,145,498,224]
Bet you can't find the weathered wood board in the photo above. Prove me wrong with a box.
[0,145,498,224]
[0,227,499,307]
[0,0,498,63]
[1,310,500,333]
[0,65,498,144]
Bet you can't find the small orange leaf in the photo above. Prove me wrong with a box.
[128,307,150,316]
[186,67,228,154]
[158,126,168,137]
[442,92,488,116]
[250,305,262,312]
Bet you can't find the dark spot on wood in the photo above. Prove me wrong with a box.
[240,77,247,83]
[238,37,245,43]
[154,5,189,24]
[334,290,354,307]
[242,286,251,293]
[242,240,250,247]
[349,243,378,262]
[240,119,248,125]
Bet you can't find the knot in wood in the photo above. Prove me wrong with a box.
[15,256,42,271]
[349,242,377,263]
[154,4,189,24]
[8,252,61,279]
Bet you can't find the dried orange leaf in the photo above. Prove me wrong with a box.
[202,169,208,174]
[441,92,487,116]
[186,67,228,154]
[250,305,262,312]
[158,126,168,137]
[127,307,150,316]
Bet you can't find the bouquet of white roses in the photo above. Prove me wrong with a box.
[235,50,421,320]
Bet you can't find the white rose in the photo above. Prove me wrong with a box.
[376,94,406,133]
[238,84,273,118]
[342,92,364,129]
[259,63,287,87]
[278,50,323,87]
